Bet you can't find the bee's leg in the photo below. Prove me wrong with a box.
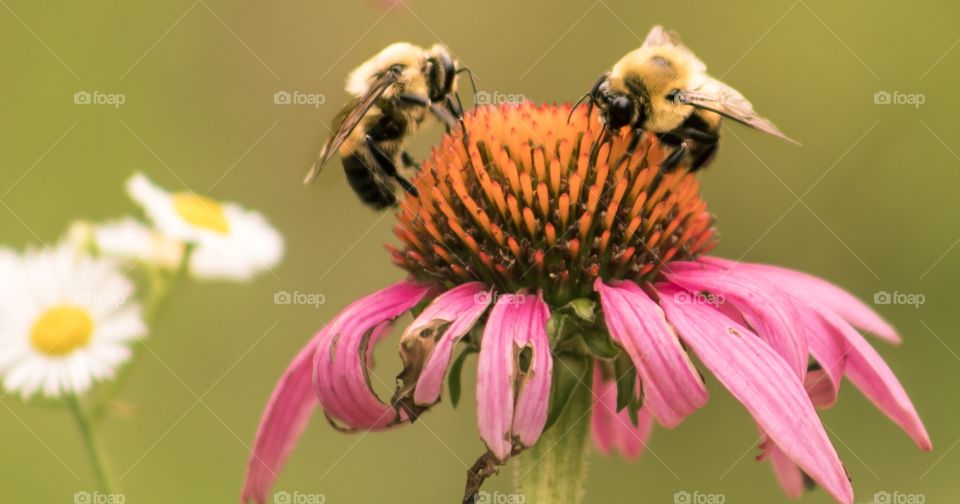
[589,123,609,166]
[401,151,421,171]
[400,93,456,131]
[656,131,689,172]
[683,127,719,172]
[448,93,465,119]
[365,136,420,198]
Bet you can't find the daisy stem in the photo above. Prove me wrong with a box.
[145,243,195,326]
[68,395,115,494]
[91,245,194,422]
[514,358,593,504]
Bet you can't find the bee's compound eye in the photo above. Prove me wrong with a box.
[607,96,634,128]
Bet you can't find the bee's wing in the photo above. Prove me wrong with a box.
[683,76,799,144]
[642,25,707,73]
[304,71,399,183]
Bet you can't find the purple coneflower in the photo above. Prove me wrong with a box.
[242,103,929,504]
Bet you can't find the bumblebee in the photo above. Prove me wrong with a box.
[573,26,797,172]
[305,42,471,209]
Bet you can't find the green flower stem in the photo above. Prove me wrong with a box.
[144,243,194,326]
[91,245,194,421]
[514,360,594,504]
[68,395,114,494]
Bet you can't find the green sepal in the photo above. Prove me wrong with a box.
[447,346,476,408]
[544,353,591,432]
[613,352,644,426]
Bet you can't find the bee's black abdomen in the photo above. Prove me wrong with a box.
[343,154,396,209]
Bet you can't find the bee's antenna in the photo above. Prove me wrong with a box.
[456,67,479,108]
[568,93,590,124]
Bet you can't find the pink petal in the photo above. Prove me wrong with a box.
[314,281,431,430]
[704,257,900,344]
[477,294,523,460]
[590,367,618,456]
[591,365,654,460]
[407,282,491,405]
[477,292,552,460]
[820,309,932,450]
[725,267,849,408]
[666,262,808,379]
[242,337,319,503]
[511,292,553,448]
[764,438,807,499]
[658,282,854,504]
[594,279,707,428]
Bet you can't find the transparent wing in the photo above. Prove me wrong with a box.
[683,76,799,144]
[304,70,399,183]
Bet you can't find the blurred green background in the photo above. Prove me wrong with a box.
[1,0,957,502]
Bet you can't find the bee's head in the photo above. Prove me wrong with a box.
[424,44,457,102]
[595,77,646,130]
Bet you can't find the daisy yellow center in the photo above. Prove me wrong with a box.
[30,305,94,356]
[173,193,230,234]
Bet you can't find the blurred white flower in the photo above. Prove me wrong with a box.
[92,217,185,270]
[0,244,146,398]
[126,173,284,281]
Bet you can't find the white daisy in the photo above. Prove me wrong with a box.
[126,173,284,281]
[91,217,185,270]
[0,244,146,398]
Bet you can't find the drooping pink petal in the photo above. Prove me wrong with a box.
[242,335,320,503]
[730,267,849,408]
[590,366,617,456]
[313,281,431,430]
[477,294,523,460]
[477,292,552,460]
[406,282,491,406]
[242,280,429,503]
[804,369,838,408]
[666,262,808,379]
[658,282,854,504]
[819,308,932,450]
[594,279,707,428]
[704,257,900,344]
[590,365,654,460]
[764,438,807,499]
[511,292,553,448]
[787,301,848,408]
